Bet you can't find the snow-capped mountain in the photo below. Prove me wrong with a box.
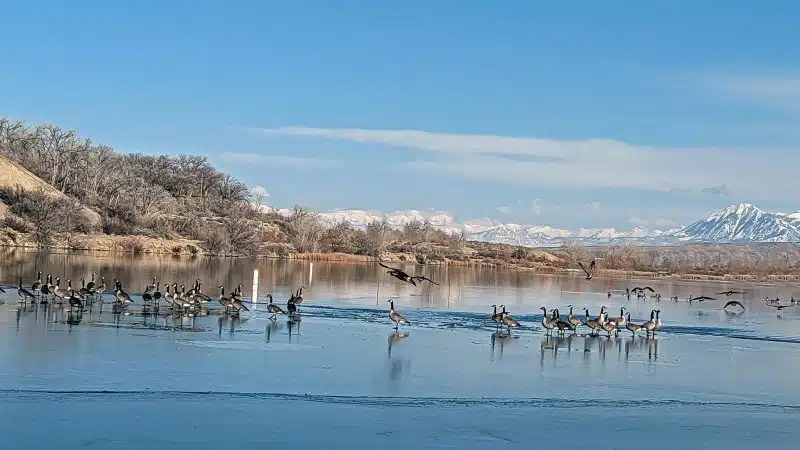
[259,203,800,247]
[667,203,800,243]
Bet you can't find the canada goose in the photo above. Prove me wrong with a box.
[142,287,153,304]
[378,262,439,286]
[266,294,285,321]
[113,283,133,305]
[153,282,162,304]
[491,304,503,329]
[723,300,745,311]
[231,294,249,313]
[540,306,555,335]
[601,317,618,337]
[689,296,716,304]
[582,308,602,335]
[577,259,596,280]
[31,272,42,293]
[53,278,67,303]
[596,306,608,326]
[218,286,233,312]
[717,290,745,296]
[654,310,662,331]
[94,277,106,299]
[641,310,657,336]
[86,272,96,291]
[78,278,91,298]
[625,313,642,335]
[292,286,305,305]
[17,277,36,303]
[500,305,520,331]
[387,299,410,330]
[552,309,574,335]
[40,274,52,300]
[567,305,583,329]
[612,307,627,327]
[631,286,656,294]
[144,277,157,294]
[163,284,174,305]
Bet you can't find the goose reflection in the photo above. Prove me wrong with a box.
[287,316,301,341]
[265,320,283,343]
[387,331,411,381]
[388,330,410,358]
[490,330,516,361]
[539,334,574,366]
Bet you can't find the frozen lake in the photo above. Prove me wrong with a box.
[1,250,800,449]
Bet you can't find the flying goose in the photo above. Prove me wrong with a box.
[689,296,716,304]
[266,294,286,321]
[378,262,439,286]
[387,299,410,330]
[717,290,745,296]
[631,286,656,294]
[723,300,745,311]
[577,259,596,280]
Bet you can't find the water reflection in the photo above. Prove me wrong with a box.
[387,331,411,381]
[537,334,663,366]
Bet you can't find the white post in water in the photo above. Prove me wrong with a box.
[309,262,313,285]
[252,269,259,304]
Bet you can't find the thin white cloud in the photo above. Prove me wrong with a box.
[257,126,797,201]
[629,216,679,228]
[701,74,800,112]
[496,206,512,214]
[588,201,601,213]
[220,152,343,169]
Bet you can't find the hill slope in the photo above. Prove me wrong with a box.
[0,156,101,226]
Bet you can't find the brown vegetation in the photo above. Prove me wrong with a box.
[2,117,800,281]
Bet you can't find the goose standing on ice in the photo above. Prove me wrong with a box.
[217,286,233,313]
[612,307,627,327]
[567,305,583,330]
[17,277,36,304]
[641,310,657,336]
[491,304,504,330]
[500,305,520,332]
[387,299,410,330]
[266,294,286,321]
[583,308,602,336]
[540,307,555,335]
[625,313,642,335]
[31,272,42,294]
[53,277,67,303]
[552,309,574,335]
[654,310,662,331]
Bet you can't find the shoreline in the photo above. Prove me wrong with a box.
[2,235,799,284]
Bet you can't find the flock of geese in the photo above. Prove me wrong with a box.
[1,259,797,336]
[4,271,306,322]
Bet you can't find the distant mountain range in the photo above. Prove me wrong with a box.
[265,203,800,247]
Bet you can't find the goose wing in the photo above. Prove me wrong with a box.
[390,310,409,325]
[724,300,744,309]
[643,286,655,293]
[411,276,439,285]
[577,262,591,277]
[233,299,250,311]
[379,262,399,271]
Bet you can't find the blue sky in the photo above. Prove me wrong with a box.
[2,0,800,230]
